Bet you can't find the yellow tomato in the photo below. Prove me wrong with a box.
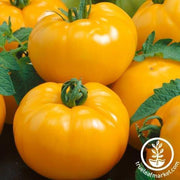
[0,0,66,30]
[4,96,18,124]
[0,95,6,134]
[13,79,129,179]
[111,57,180,149]
[28,2,137,85]
[133,0,180,50]
[0,0,66,50]
[146,96,180,180]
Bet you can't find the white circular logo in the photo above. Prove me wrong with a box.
[140,137,174,171]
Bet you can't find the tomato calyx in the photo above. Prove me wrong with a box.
[136,115,163,147]
[152,0,164,4]
[61,78,88,108]
[10,0,29,9]
[59,0,92,22]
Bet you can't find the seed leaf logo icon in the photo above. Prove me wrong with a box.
[141,137,174,171]
[149,141,165,168]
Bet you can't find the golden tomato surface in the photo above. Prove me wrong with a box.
[112,57,180,149]
[28,3,137,85]
[14,80,129,179]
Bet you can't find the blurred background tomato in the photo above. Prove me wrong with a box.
[62,0,145,17]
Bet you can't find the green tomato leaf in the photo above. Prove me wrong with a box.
[134,54,145,62]
[0,51,19,70]
[134,31,180,62]
[131,79,180,124]
[142,31,155,53]
[135,163,155,180]
[0,32,6,48]
[0,21,11,36]
[0,19,39,99]
[10,57,44,104]
[12,27,32,42]
[0,67,15,96]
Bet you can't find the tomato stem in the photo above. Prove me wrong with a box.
[61,78,88,108]
[10,0,29,9]
[59,0,92,22]
[152,0,164,4]
[136,115,163,147]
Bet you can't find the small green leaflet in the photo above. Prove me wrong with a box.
[11,27,32,42]
[10,57,44,104]
[0,32,6,48]
[0,19,44,103]
[0,20,11,35]
[135,163,155,180]
[131,79,180,124]
[134,31,180,62]
[0,51,19,70]
[0,67,15,96]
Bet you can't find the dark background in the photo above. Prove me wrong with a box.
[0,124,139,180]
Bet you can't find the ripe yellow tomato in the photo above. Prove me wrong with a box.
[28,2,137,85]
[133,0,180,50]
[13,79,129,179]
[146,96,180,180]
[4,96,18,124]
[0,0,66,50]
[0,0,66,30]
[0,95,6,134]
[111,57,180,149]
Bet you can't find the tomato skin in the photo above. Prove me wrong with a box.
[13,82,129,179]
[0,95,6,134]
[146,96,180,180]
[0,0,66,50]
[4,96,18,124]
[28,3,137,85]
[111,57,180,149]
[0,0,66,30]
[133,0,180,50]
